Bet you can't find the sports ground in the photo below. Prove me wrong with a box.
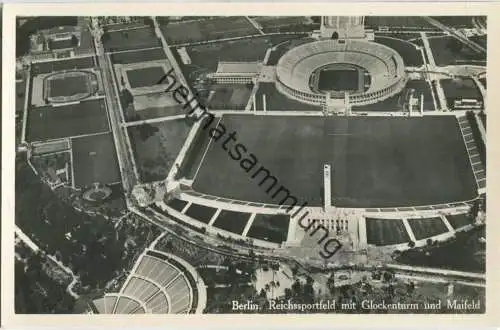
[71,133,121,188]
[126,66,166,88]
[190,115,477,208]
[26,99,109,141]
[48,75,89,97]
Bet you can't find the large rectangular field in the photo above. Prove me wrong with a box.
[26,99,109,141]
[318,69,358,92]
[71,133,121,188]
[190,115,477,208]
[407,217,449,240]
[160,17,259,45]
[102,27,160,52]
[127,119,192,183]
[126,66,166,88]
[427,36,486,66]
[365,218,410,246]
[31,56,95,75]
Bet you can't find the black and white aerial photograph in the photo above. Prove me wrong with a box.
[7,8,493,321]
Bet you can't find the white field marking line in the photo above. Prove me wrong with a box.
[326,133,354,136]
[192,116,223,181]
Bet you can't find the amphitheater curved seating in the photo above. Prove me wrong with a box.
[122,276,161,303]
[114,295,142,314]
[92,251,199,314]
[135,255,180,287]
[146,292,170,314]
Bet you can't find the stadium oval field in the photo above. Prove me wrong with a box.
[275,39,406,106]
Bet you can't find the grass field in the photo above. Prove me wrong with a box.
[407,217,449,240]
[318,69,359,92]
[255,82,320,111]
[166,198,188,212]
[445,213,472,230]
[427,36,486,66]
[252,16,318,33]
[184,203,217,224]
[102,27,160,52]
[430,16,475,28]
[126,66,166,88]
[470,35,487,49]
[440,77,483,109]
[190,115,477,208]
[71,133,120,188]
[364,16,435,30]
[48,75,89,97]
[365,218,410,246]
[374,36,424,67]
[127,119,192,183]
[160,17,260,45]
[246,214,290,244]
[31,56,95,75]
[26,99,109,141]
[110,48,166,64]
[208,84,253,110]
[212,210,251,234]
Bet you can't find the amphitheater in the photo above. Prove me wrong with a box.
[275,39,407,106]
[91,250,207,314]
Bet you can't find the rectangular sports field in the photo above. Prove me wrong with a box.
[49,76,89,97]
[71,133,121,188]
[110,48,166,64]
[27,99,109,141]
[103,27,160,52]
[126,66,166,88]
[31,56,95,76]
[191,115,477,208]
[160,17,259,45]
[127,119,192,183]
[318,69,358,92]
[365,218,410,246]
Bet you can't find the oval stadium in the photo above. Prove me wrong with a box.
[276,39,406,106]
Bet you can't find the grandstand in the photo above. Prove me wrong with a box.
[91,250,206,314]
[275,39,406,107]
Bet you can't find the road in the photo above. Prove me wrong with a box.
[15,226,80,299]
[90,19,137,194]
[423,17,486,54]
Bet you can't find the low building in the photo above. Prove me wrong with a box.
[207,61,262,84]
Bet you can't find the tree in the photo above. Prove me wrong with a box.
[101,32,110,44]
[70,35,79,47]
[259,288,267,298]
[408,241,416,248]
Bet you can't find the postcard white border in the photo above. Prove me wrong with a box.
[2,2,500,328]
